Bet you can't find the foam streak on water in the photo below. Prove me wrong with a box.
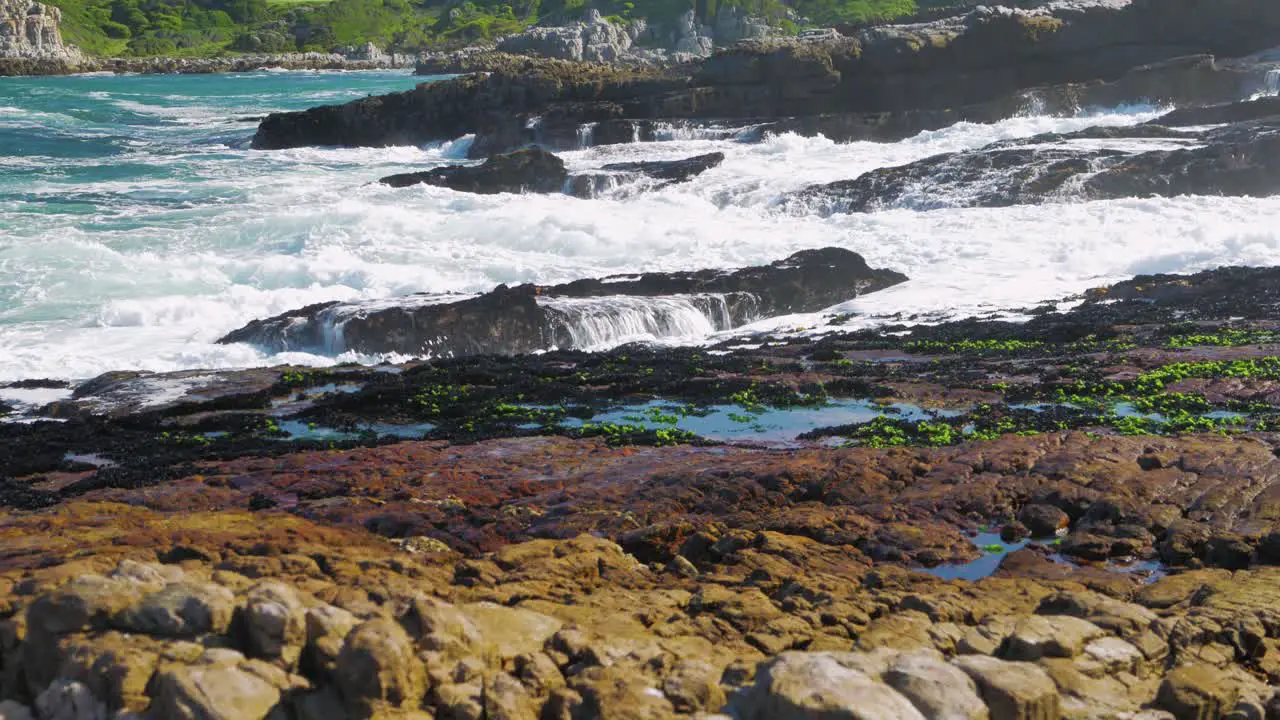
[3,74,1280,382]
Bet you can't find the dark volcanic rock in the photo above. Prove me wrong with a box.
[600,152,725,182]
[380,147,567,193]
[217,248,907,356]
[253,1,1280,155]
[794,118,1280,211]
[1150,96,1280,128]
[567,152,726,198]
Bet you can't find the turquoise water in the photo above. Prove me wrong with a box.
[0,70,468,381]
[6,75,1280,385]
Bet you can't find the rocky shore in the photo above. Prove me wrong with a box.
[252,0,1280,158]
[11,262,1280,718]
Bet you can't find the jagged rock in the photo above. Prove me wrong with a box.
[600,152,725,183]
[255,1,1280,156]
[218,247,906,357]
[883,650,989,720]
[497,10,638,64]
[243,582,307,668]
[1156,665,1240,720]
[380,148,567,194]
[336,619,427,716]
[952,655,1060,720]
[795,119,1280,212]
[0,0,81,67]
[739,652,925,720]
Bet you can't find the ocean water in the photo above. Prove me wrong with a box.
[4,69,1280,383]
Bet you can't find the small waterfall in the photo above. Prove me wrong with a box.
[576,122,597,149]
[1263,68,1280,97]
[631,121,641,143]
[538,293,742,350]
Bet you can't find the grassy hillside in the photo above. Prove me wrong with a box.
[44,0,939,57]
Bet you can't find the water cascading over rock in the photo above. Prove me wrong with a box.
[217,248,907,358]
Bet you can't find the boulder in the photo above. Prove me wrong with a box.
[883,650,989,720]
[302,604,358,681]
[218,248,907,357]
[952,655,1060,720]
[482,672,538,720]
[1002,616,1107,661]
[242,582,308,668]
[114,582,236,638]
[33,679,106,720]
[1156,665,1240,720]
[569,666,678,720]
[738,652,926,720]
[151,652,290,720]
[1018,505,1070,537]
[380,148,567,194]
[335,619,427,716]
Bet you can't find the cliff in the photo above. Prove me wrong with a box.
[0,0,82,68]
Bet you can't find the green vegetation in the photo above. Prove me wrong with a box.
[46,0,946,58]
[904,338,1045,354]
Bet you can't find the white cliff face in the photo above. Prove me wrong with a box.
[498,9,641,63]
[0,0,82,61]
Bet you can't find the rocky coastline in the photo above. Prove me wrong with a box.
[11,261,1280,718]
[12,0,1280,718]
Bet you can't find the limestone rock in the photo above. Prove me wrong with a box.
[0,0,83,64]
[336,619,427,716]
[739,652,925,720]
[952,655,1060,720]
[884,650,989,720]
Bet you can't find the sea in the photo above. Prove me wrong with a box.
[4,68,1280,384]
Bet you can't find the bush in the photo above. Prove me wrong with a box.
[125,35,177,54]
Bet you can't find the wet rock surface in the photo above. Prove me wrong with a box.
[380,147,568,193]
[216,247,907,356]
[794,104,1280,211]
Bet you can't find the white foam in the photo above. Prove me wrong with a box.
[1,75,1276,382]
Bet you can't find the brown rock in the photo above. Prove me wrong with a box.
[336,619,427,716]
[1156,664,1239,720]
[243,582,308,668]
[884,650,989,720]
[151,651,287,720]
[115,581,236,638]
[571,666,677,720]
[952,655,1060,720]
[740,652,925,720]
[1018,505,1070,538]
[1002,616,1107,661]
[661,659,726,714]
